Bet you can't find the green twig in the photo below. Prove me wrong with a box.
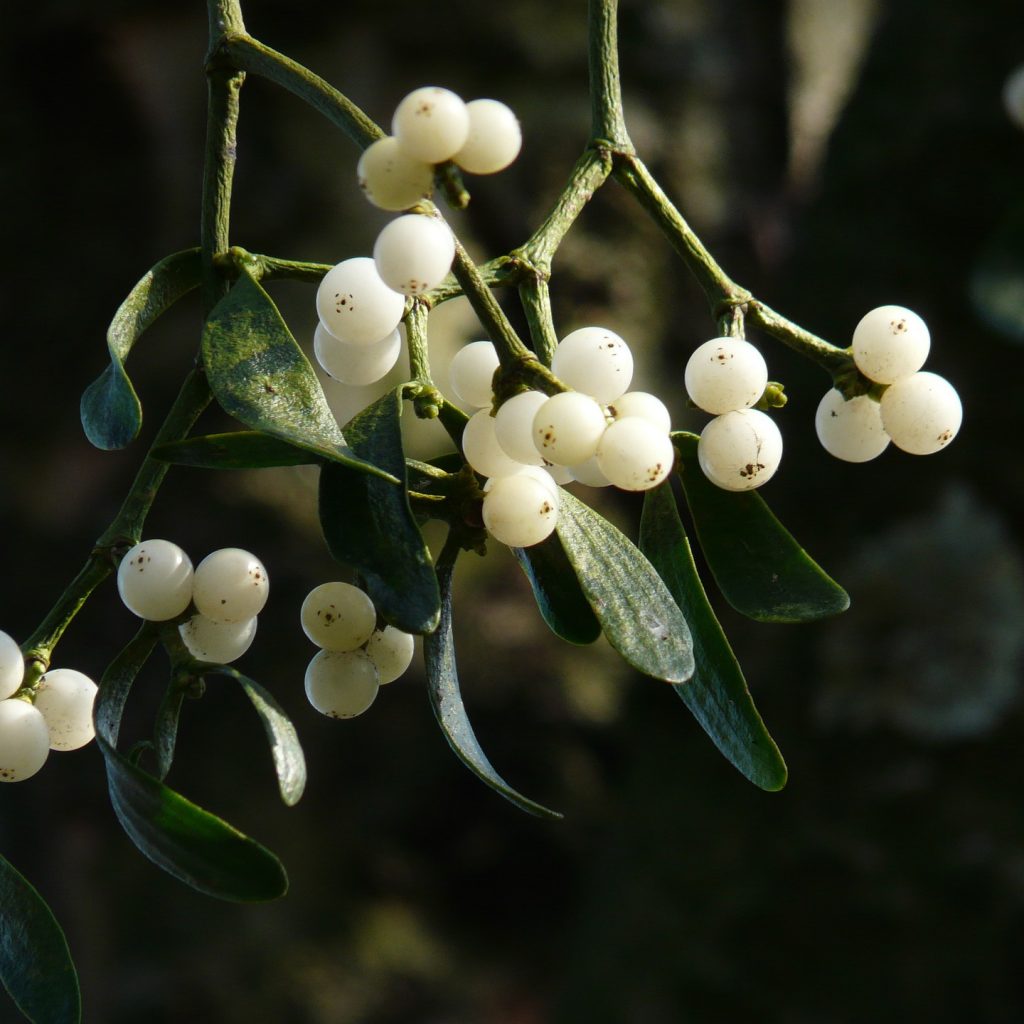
[518,275,560,366]
[589,0,632,150]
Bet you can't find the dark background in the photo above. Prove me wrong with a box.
[2,1,1024,1021]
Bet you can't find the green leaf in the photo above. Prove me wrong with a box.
[95,630,288,902]
[424,537,562,819]
[152,683,185,781]
[0,853,81,1024]
[81,248,201,450]
[319,388,441,635]
[511,534,601,645]
[674,432,849,622]
[201,269,396,482]
[206,668,306,807]
[640,484,787,791]
[555,490,694,683]
[152,431,321,470]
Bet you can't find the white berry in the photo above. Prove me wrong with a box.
[482,474,559,548]
[532,392,608,466]
[449,340,499,408]
[596,417,675,491]
[462,408,526,478]
[192,548,269,624]
[180,614,257,664]
[551,327,633,403]
[0,631,24,701]
[0,700,50,781]
[365,627,415,685]
[315,257,405,346]
[33,669,97,751]
[568,455,612,488]
[494,390,548,466]
[852,305,930,385]
[608,391,672,434]
[483,464,560,501]
[305,650,379,719]
[301,582,377,652]
[879,371,962,455]
[314,322,402,386]
[116,539,194,621]
[684,337,768,414]
[453,99,522,174]
[697,409,783,491]
[815,389,890,463]
[357,135,434,211]
[392,86,471,164]
[373,214,455,296]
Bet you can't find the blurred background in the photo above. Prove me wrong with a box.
[3,0,1024,1021]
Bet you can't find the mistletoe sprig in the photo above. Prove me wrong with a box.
[0,1,963,1021]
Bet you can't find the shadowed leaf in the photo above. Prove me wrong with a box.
[425,537,561,819]
[0,853,81,1024]
[81,248,201,450]
[640,483,787,790]
[320,388,440,635]
[153,431,320,470]
[674,432,849,622]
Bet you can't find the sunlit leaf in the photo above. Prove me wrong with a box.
[152,431,320,470]
[511,534,601,645]
[81,248,201,450]
[0,853,81,1024]
[95,629,288,902]
[640,483,787,791]
[202,269,395,482]
[555,490,694,683]
[206,667,306,807]
[424,537,562,819]
[674,432,849,622]
[319,388,440,635]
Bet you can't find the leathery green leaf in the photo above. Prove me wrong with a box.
[319,388,440,635]
[81,248,201,450]
[0,853,81,1024]
[152,431,320,470]
[511,534,601,645]
[206,668,306,807]
[425,536,561,819]
[202,269,396,482]
[640,483,787,790]
[555,490,694,683]
[674,432,849,622]
[95,629,288,902]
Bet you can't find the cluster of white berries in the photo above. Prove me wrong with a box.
[0,630,97,783]
[301,582,415,720]
[451,328,675,548]
[313,87,522,389]
[684,337,782,492]
[358,86,522,211]
[815,305,962,462]
[117,540,268,664]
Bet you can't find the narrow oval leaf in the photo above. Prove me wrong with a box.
[152,431,321,470]
[96,631,288,902]
[640,484,787,791]
[555,490,694,683]
[424,538,562,819]
[81,248,202,450]
[319,388,440,635]
[207,667,306,807]
[511,534,601,645]
[202,269,396,482]
[674,432,850,622]
[99,745,288,902]
[0,854,81,1024]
